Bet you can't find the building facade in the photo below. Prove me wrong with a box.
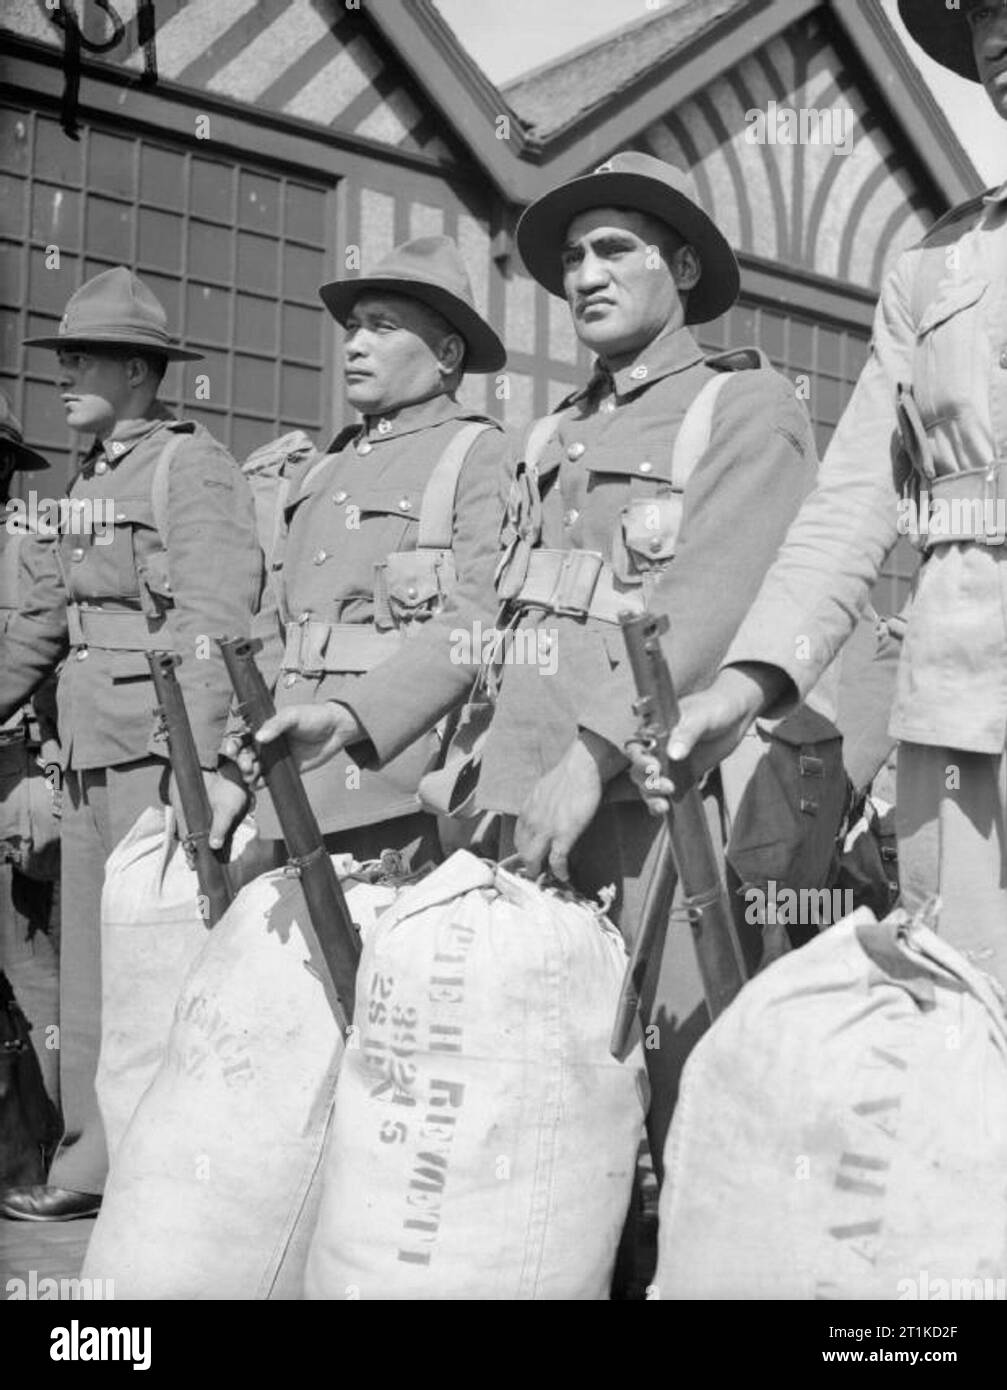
[0,0,984,617]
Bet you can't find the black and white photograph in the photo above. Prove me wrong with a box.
[0,0,1004,1348]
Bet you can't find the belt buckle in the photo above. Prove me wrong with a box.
[551,550,603,618]
[983,463,1007,546]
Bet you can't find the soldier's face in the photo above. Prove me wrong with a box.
[343,294,454,415]
[561,209,684,363]
[968,3,1007,118]
[57,349,133,436]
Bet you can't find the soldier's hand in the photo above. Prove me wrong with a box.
[628,665,781,815]
[515,731,625,881]
[252,701,363,775]
[207,762,251,850]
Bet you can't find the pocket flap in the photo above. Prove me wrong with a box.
[354,485,422,519]
[382,550,444,608]
[620,496,683,565]
[917,277,987,336]
[585,447,673,483]
[109,497,156,528]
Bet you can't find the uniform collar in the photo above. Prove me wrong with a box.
[983,179,1007,205]
[588,326,705,403]
[360,392,464,444]
[89,402,177,469]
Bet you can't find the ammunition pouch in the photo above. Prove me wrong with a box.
[502,548,646,624]
[610,495,683,581]
[373,547,456,629]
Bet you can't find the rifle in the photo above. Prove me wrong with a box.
[216,636,360,1034]
[147,651,234,928]
[610,612,747,1060]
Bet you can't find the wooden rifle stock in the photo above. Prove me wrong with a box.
[610,612,747,1060]
[147,651,234,927]
[216,636,360,1034]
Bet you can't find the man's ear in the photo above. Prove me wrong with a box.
[438,331,466,378]
[671,244,702,294]
[124,355,152,389]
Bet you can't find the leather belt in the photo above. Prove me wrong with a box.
[282,618,405,675]
[921,463,1007,547]
[66,602,163,651]
[507,548,646,623]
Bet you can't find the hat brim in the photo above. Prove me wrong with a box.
[22,331,203,362]
[319,276,506,374]
[898,0,979,81]
[0,437,50,471]
[517,170,740,323]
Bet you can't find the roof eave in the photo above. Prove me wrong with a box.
[831,0,984,204]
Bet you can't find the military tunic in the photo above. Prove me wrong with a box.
[725,181,1007,978]
[0,406,262,1191]
[0,510,61,1106]
[248,392,509,839]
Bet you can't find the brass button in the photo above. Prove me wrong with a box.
[283,672,298,687]
[313,549,328,564]
[406,586,418,600]
[376,419,393,435]
[332,490,348,504]
[1000,349,1007,370]
[638,461,653,474]
[398,498,412,511]
[630,365,648,381]
[115,512,126,521]
[298,610,311,623]
[94,459,108,475]
[75,647,89,661]
[108,441,125,456]
[70,546,85,562]
[649,537,663,553]
[567,442,585,460]
[601,399,616,413]
[358,440,372,456]
[563,508,579,526]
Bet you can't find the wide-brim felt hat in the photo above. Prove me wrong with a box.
[319,235,506,374]
[0,394,49,471]
[24,266,203,361]
[517,150,741,324]
[898,0,979,82]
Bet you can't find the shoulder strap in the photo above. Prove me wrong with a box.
[150,431,192,541]
[670,371,733,489]
[416,421,495,551]
[523,413,564,479]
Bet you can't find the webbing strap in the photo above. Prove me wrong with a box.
[523,412,563,478]
[416,422,493,550]
[670,372,732,488]
[149,432,190,542]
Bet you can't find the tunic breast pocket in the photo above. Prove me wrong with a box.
[354,485,420,555]
[913,276,988,427]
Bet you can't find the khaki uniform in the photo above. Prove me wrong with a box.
[247,393,509,857]
[0,512,61,1104]
[352,325,839,1159]
[727,182,1007,980]
[0,408,262,1190]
